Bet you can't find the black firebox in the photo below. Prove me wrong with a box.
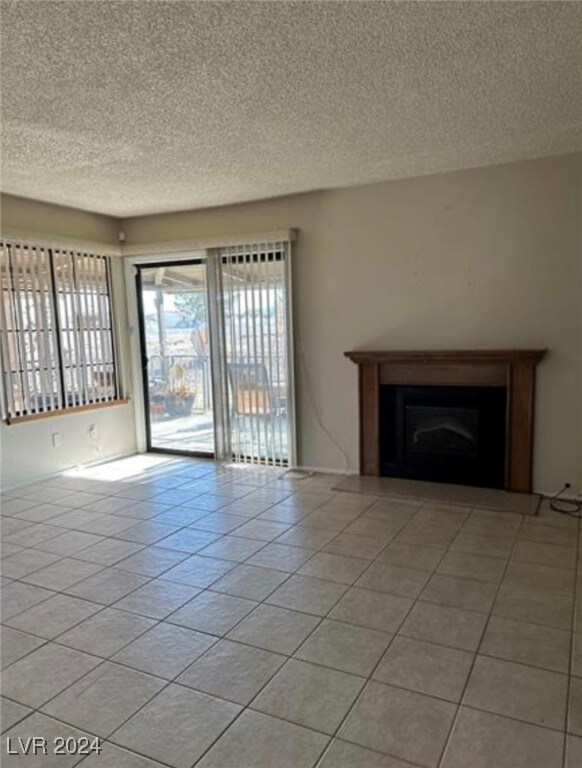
[380,385,507,489]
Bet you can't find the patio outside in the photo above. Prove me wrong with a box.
[141,261,289,462]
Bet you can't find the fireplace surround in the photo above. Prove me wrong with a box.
[345,350,547,493]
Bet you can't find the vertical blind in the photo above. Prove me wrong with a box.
[218,240,294,467]
[0,240,120,419]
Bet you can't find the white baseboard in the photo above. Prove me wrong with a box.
[534,488,581,501]
[294,465,358,476]
[1,450,138,493]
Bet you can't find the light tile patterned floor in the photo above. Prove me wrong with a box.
[1,455,581,768]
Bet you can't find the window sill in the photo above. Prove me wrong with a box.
[5,398,131,425]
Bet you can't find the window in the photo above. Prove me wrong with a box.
[0,240,121,421]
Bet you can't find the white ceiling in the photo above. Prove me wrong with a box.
[1,1,581,218]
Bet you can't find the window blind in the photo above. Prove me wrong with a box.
[218,240,295,467]
[0,240,121,420]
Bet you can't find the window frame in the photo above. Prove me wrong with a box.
[0,239,125,423]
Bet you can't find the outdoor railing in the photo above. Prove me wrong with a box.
[148,353,287,414]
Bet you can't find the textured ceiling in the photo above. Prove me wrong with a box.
[1,1,581,218]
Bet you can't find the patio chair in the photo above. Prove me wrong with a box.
[227,363,274,416]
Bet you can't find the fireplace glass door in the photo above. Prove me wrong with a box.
[380,385,506,488]
[405,405,479,458]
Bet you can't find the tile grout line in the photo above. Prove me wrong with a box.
[310,507,477,766]
[561,510,581,768]
[3,466,577,768]
[103,494,361,768]
[3,484,380,767]
[5,500,574,669]
[3,535,576,671]
[434,511,528,768]
[2,484,369,762]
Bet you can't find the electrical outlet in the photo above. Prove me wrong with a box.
[51,432,62,448]
[89,425,98,440]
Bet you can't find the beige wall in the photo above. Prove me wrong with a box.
[0,194,120,247]
[1,155,580,494]
[123,153,582,495]
[0,195,136,488]
[1,402,136,489]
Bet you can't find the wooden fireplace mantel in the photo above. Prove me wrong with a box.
[344,349,547,493]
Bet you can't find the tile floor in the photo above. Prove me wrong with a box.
[0,455,580,768]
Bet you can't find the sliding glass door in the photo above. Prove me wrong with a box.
[135,240,295,466]
[137,261,215,456]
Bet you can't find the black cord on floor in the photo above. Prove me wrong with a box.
[549,483,582,518]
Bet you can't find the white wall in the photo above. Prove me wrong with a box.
[123,154,582,495]
[0,195,137,489]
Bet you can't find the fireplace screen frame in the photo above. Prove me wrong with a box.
[380,384,507,489]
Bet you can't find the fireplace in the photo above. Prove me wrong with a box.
[344,350,547,493]
[380,385,506,488]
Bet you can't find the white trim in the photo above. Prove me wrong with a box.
[121,229,296,257]
[536,488,581,501]
[296,465,358,476]
[1,230,297,259]
[124,259,148,453]
[0,230,122,258]
[124,249,205,268]
[285,241,298,468]
[0,449,137,492]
